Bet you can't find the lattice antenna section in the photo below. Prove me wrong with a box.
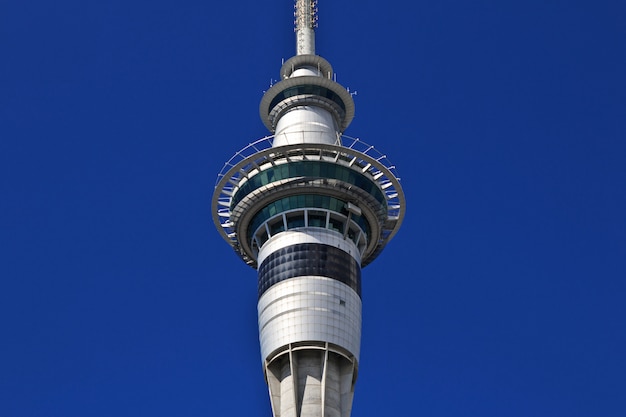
[294,0,318,55]
[294,0,318,30]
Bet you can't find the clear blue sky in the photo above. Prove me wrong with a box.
[1,1,625,416]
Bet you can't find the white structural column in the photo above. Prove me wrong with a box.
[257,4,361,416]
[258,229,361,417]
[265,345,356,417]
[258,276,362,362]
[257,229,362,361]
[212,2,404,417]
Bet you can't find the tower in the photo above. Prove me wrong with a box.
[212,1,405,416]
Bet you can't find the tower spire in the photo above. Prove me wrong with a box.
[294,0,318,55]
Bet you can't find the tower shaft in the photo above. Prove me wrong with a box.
[212,2,405,417]
[266,344,356,417]
[258,232,361,417]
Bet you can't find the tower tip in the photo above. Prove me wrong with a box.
[294,0,318,31]
[294,0,318,55]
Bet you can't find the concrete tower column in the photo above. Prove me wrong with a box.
[211,2,406,417]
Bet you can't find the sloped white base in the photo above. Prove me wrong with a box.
[265,343,357,417]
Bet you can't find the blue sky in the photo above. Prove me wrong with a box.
[1,1,625,416]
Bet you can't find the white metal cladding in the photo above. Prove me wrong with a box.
[257,276,362,362]
[257,229,361,267]
[273,106,338,147]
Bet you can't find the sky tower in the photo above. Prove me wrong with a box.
[212,1,405,416]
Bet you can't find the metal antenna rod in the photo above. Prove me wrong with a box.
[294,0,318,55]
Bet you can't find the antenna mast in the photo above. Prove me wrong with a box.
[294,0,318,55]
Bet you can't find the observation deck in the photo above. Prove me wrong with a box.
[212,134,405,268]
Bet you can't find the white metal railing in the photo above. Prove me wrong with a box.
[215,134,402,188]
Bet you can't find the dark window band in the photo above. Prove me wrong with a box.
[258,243,361,299]
[269,85,346,114]
[231,160,385,210]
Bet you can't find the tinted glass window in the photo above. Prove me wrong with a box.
[258,243,361,299]
[247,195,370,242]
[269,85,346,112]
[231,161,385,209]
[286,213,305,229]
[269,219,285,235]
[308,211,327,227]
[328,217,344,234]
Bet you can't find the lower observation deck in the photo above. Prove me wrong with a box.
[212,134,405,268]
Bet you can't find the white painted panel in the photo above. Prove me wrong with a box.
[258,277,362,362]
[258,229,361,266]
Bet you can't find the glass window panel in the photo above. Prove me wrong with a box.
[270,219,285,235]
[287,213,305,229]
[291,162,301,176]
[231,161,386,210]
[328,217,344,233]
[311,164,320,176]
[257,243,362,299]
[347,228,357,244]
[308,211,326,228]
[320,163,328,177]
[257,229,269,246]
